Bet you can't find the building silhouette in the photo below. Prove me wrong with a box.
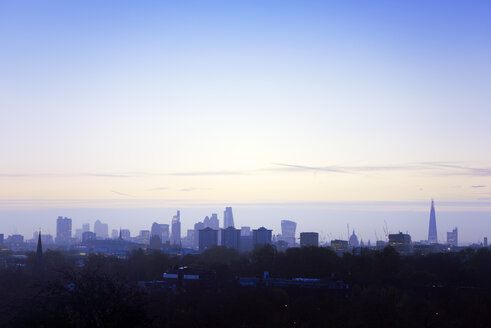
[199,227,218,251]
[300,232,319,247]
[171,210,181,246]
[149,235,162,249]
[252,227,272,246]
[120,229,131,240]
[151,222,170,244]
[111,229,118,239]
[94,220,109,239]
[82,231,96,243]
[223,207,235,228]
[209,214,220,230]
[74,228,83,241]
[139,230,150,244]
[349,230,359,247]
[221,227,240,249]
[447,227,458,246]
[281,220,297,247]
[55,216,72,245]
[240,226,251,236]
[32,231,54,245]
[330,239,349,253]
[193,221,205,249]
[428,199,438,244]
[276,240,289,252]
[389,232,411,254]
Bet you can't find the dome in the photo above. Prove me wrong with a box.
[349,230,359,247]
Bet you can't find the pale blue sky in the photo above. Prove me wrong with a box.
[1,1,491,241]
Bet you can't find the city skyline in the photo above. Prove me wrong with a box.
[1,201,490,245]
[1,1,491,243]
[1,1,491,326]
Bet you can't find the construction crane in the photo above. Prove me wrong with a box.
[383,220,389,241]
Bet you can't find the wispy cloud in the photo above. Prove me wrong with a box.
[471,185,487,188]
[179,188,211,192]
[271,162,491,177]
[148,187,168,191]
[271,163,347,173]
[110,190,135,197]
[168,171,247,176]
[423,163,491,176]
[0,173,133,178]
[2,162,491,179]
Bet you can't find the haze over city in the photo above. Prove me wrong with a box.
[1,1,491,242]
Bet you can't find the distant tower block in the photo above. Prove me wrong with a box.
[224,207,235,228]
[428,200,438,244]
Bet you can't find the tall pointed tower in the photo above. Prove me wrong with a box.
[33,230,46,275]
[428,200,438,244]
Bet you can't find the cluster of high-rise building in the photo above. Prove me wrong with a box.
[0,201,488,256]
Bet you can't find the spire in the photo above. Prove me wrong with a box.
[119,228,122,240]
[33,230,45,276]
[428,199,438,243]
[36,229,43,257]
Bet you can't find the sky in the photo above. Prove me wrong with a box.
[1,1,491,243]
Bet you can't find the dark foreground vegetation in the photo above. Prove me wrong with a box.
[1,246,491,327]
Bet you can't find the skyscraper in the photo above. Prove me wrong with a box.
[221,227,241,249]
[252,227,272,246]
[209,213,219,230]
[428,200,438,244]
[151,222,170,244]
[224,207,235,228]
[199,227,218,251]
[56,216,72,245]
[281,220,297,247]
[94,220,109,239]
[194,221,205,249]
[300,232,319,247]
[171,210,181,246]
[447,227,458,246]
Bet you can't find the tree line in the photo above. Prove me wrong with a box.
[1,245,491,327]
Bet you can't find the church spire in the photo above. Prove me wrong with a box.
[33,230,46,276]
[36,230,43,258]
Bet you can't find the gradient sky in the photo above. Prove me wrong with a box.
[1,1,491,242]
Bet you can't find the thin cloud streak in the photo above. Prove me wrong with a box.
[1,162,491,179]
[110,190,135,197]
[178,188,211,192]
[270,163,347,173]
[2,199,491,212]
[271,162,491,177]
